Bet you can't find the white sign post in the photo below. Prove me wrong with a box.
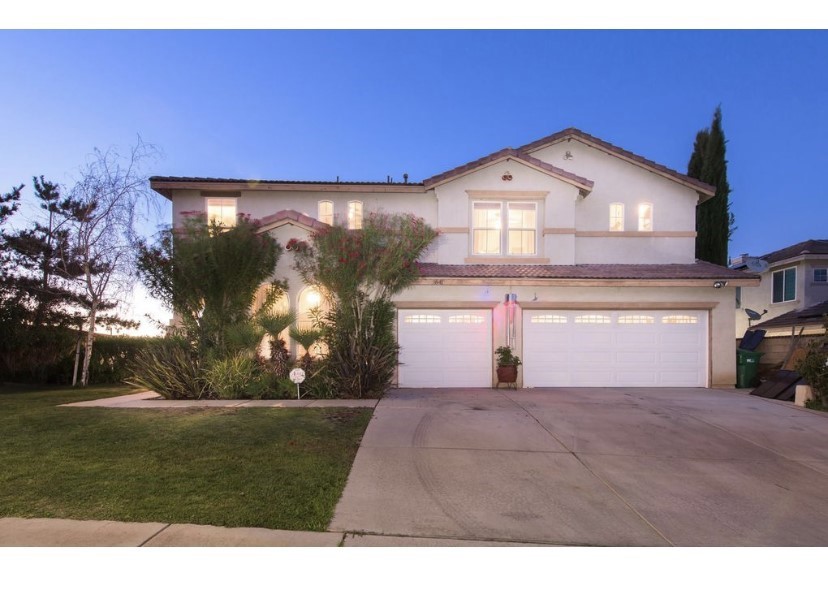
[289,368,306,400]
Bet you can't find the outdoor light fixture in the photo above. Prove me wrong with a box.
[505,293,518,348]
[713,281,728,289]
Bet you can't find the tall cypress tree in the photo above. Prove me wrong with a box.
[688,106,734,266]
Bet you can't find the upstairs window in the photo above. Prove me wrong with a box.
[772,267,796,303]
[609,203,624,232]
[347,200,363,229]
[472,201,537,256]
[206,198,237,228]
[814,268,827,283]
[318,200,333,225]
[638,203,653,232]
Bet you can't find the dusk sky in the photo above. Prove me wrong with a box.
[1,30,826,331]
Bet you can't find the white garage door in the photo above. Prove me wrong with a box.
[398,309,492,388]
[523,310,707,387]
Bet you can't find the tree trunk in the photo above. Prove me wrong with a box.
[80,305,97,387]
[72,335,82,386]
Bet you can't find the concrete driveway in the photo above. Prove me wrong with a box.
[330,387,828,546]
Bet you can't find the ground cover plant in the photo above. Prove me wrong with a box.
[0,385,372,531]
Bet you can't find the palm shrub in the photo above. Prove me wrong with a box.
[290,326,323,369]
[259,310,296,378]
[294,212,438,398]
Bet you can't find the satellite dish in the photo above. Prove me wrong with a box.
[745,308,767,321]
[745,257,770,273]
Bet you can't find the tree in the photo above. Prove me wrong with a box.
[688,106,735,266]
[293,212,438,398]
[136,213,285,359]
[64,141,158,386]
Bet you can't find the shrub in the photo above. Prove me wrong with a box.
[796,334,828,409]
[203,354,272,400]
[127,339,211,400]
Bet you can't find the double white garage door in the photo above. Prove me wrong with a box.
[398,308,707,388]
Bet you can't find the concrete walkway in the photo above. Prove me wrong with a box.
[60,390,378,408]
[330,387,828,546]
[0,517,542,546]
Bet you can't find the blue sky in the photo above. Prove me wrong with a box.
[1,30,826,329]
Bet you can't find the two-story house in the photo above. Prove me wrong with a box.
[150,128,759,389]
[730,240,828,367]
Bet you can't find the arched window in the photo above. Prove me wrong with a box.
[638,202,653,232]
[347,200,363,229]
[318,200,333,225]
[609,203,624,232]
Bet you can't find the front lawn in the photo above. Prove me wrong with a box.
[0,385,372,531]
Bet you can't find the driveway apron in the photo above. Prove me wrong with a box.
[330,387,828,546]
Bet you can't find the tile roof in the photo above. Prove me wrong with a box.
[516,127,716,197]
[758,239,828,265]
[421,148,594,190]
[258,209,329,231]
[416,261,758,281]
[752,300,828,330]
[150,175,422,187]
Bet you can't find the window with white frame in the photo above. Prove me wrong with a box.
[609,203,624,232]
[814,268,827,283]
[472,201,537,256]
[206,197,237,228]
[318,200,333,225]
[772,267,796,303]
[347,200,363,229]
[638,203,653,231]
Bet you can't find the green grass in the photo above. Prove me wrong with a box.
[0,384,372,531]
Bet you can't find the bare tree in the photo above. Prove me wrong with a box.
[64,139,160,386]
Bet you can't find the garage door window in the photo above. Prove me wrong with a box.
[404,314,441,324]
[531,314,568,324]
[662,315,698,324]
[448,314,485,324]
[575,314,611,324]
[618,315,655,324]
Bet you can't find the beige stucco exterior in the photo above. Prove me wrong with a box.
[157,128,748,388]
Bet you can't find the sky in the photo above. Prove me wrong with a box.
[1,29,827,333]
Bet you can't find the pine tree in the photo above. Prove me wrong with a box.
[688,106,734,266]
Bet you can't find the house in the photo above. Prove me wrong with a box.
[731,240,828,367]
[150,128,759,389]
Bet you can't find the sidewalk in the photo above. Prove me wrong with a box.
[60,391,378,409]
[0,517,542,546]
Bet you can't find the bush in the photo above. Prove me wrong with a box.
[204,354,272,400]
[127,339,211,400]
[796,341,828,408]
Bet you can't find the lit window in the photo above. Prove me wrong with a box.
[472,201,538,256]
[297,287,325,331]
[574,315,611,324]
[530,315,568,324]
[638,203,653,232]
[318,200,333,225]
[814,268,827,283]
[609,203,624,232]
[662,315,698,324]
[206,198,237,227]
[618,315,655,324]
[404,315,441,324]
[347,200,363,229]
[772,267,796,303]
[448,315,484,324]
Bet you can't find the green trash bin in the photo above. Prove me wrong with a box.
[736,349,764,388]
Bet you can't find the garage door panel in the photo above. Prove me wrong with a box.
[398,309,492,388]
[524,309,707,388]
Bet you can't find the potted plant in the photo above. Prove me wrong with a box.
[495,345,522,383]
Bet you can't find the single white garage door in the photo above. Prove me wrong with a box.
[398,309,492,388]
[523,310,707,387]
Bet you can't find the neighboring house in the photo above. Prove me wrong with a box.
[150,128,759,389]
[731,239,828,338]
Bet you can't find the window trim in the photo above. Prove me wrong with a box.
[205,197,237,228]
[318,200,333,225]
[609,203,625,232]
[471,200,539,257]
[772,266,797,303]
[347,200,363,230]
[637,202,653,232]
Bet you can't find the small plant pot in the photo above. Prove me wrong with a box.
[496,365,518,383]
